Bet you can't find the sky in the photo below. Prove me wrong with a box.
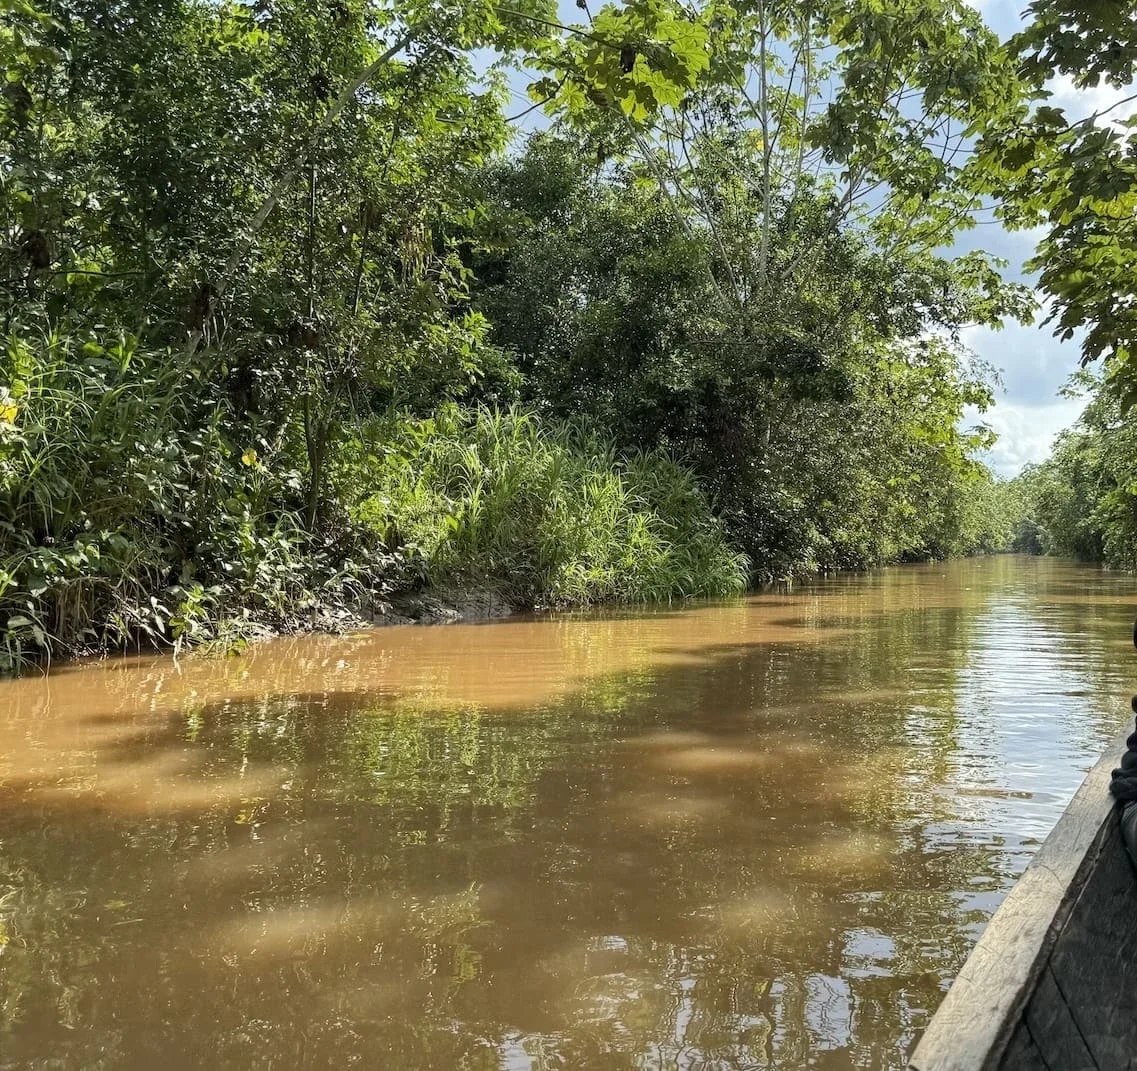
[499,0,1126,477]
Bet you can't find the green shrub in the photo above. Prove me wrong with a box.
[336,405,748,606]
[0,327,364,670]
[0,333,745,673]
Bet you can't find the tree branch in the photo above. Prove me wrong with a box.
[184,30,415,360]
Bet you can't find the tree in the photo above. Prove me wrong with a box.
[0,0,566,663]
[526,0,1030,310]
[481,0,1033,572]
[1008,373,1137,567]
[975,0,1137,404]
[476,134,1010,574]
[0,0,564,519]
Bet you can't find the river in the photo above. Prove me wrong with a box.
[0,556,1134,1070]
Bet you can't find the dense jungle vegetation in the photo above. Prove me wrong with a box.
[982,3,1137,571]
[1009,377,1137,568]
[0,0,1122,669]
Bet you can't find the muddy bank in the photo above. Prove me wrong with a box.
[357,587,518,627]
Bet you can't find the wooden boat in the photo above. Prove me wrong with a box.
[909,730,1137,1070]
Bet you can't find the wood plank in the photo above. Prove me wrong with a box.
[1122,802,1137,869]
[1047,814,1137,1071]
[999,1022,1051,1071]
[909,731,1129,1071]
[1022,966,1095,1071]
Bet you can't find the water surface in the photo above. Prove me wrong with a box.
[1,556,1134,1069]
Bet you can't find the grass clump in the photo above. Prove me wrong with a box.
[337,406,749,607]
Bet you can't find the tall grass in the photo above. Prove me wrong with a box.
[336,406,749,606]
[0,328,357,670]
[1,335,746,673]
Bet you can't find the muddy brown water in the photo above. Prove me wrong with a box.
[1,556,1135,1070]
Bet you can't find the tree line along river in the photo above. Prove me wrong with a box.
[0,555,1133,1070]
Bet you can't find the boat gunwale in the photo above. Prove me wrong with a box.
[908,729,1130,1071]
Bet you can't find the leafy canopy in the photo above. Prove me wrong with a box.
[975,0,1137,405]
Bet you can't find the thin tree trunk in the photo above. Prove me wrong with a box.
[758,0,771,285]
[306,96,317,322]
[793,21,811,197]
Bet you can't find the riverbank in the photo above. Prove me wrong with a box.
[363,586,518,627]
[0,393,745,673]
[1,541,1028,673]
[0,359,1019,675]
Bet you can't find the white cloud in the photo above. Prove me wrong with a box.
[968,398,1084,476]
[958,301,1082,407]
[1048,73,1137,128]
[957,302,1089,474]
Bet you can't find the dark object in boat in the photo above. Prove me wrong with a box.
[1109,621,1137,865]
[1112,708,1137,872]
[1109,702,1137,805]
[909,729,1137,1070]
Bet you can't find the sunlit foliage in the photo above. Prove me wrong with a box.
[1,0,1032,668]
[1006,376,1137,568]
